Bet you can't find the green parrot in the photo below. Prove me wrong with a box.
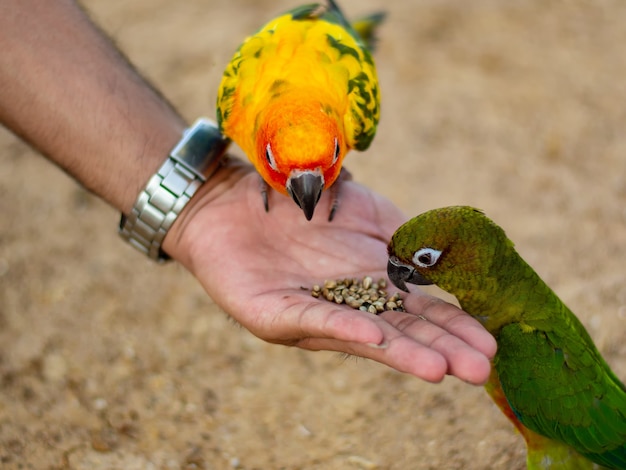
[386,206,626,469]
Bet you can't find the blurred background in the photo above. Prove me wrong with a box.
[1,0,625,468]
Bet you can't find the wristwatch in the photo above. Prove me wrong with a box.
[119,118,230,262]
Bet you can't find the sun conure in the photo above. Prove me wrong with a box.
[387,206,626,469]
[216,0,383,221]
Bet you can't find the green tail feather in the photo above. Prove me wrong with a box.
[290,1,386,52]
[352,12,386,51]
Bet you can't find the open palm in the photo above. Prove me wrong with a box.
[164,159,495,384]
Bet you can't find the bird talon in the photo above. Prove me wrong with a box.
[327,167,352,221]
[259,177,270,212]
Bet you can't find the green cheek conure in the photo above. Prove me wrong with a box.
[387,206,626,470]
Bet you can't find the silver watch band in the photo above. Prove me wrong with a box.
[119,118,230,262]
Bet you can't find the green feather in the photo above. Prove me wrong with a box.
[289,1,385,51]
[388,206,626,469]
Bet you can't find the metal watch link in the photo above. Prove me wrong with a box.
[119,118,230,262]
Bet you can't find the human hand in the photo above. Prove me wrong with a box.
[163,158,496,384]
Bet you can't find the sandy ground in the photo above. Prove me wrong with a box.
[1,0,625,468]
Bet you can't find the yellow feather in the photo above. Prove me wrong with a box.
[216,2,382,208]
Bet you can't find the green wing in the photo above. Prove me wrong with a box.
[319,0,385,52]
[496,320,626,469]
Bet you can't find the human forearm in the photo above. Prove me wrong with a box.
[0,0,186,213]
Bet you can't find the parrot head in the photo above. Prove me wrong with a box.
[255,97,347,221]
[387,206,511,295]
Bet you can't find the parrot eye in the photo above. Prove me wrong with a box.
[332,138,340,165]
[265,143,279,172]
[413,248,442,268]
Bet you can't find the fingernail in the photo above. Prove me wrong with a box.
[366,341,389,349]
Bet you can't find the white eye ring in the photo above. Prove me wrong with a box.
[412,247,442,268]
[332,137,340,165]
[265,143,279,172]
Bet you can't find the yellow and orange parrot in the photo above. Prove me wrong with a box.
[217,0,384,220]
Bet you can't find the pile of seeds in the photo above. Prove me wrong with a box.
[311,276,405,314]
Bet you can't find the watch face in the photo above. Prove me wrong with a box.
[170,118,230,178]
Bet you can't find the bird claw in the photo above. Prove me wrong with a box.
[328,167,353,222]
[258,168,353,221]
[259,177,270,212]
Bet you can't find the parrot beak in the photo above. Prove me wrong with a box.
[387,255,433,292]
[287,169,324,221]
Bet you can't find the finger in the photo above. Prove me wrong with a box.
[251,292,493,384]
[253,296,387,347]
[270,294,450,382]
[297,333,449,384]
[403,294,497,359]
[380,310,492,385]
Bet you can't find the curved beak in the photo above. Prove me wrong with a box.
[387,255,433,292]
[287,169,324,221]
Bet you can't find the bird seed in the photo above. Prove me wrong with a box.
[311,276,405,314]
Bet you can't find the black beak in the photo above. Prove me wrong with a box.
[287,171,324,221]
[387,255,433,292]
